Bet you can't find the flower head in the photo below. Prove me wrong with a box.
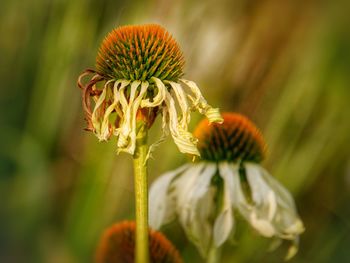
[77,24,223,156]
[96,221,183,263]
[194,112,267,162]
[96,25,184,81]
[149,113,304,260]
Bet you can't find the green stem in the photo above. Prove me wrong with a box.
[133,123,149,263]
[207,245,221,263]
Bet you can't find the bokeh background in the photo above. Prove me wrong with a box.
[1,0,350,262]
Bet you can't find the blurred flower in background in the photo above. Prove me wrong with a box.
[96,221,183,263]
[150,113,304,260]
[1,0,349,262]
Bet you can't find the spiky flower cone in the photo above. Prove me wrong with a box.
[96,221,183,263]
[96,25,184,81]
[77,24,222,156]
[194,112,267,162]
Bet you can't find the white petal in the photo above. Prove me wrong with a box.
[91,87,107,139]
[149,164,191,229]
[174,163,205,219]
[180,79,223,124]
[190,163,216,200]
[249,212,275,237]
[244,163,278,236]
[166,81,190,129]
[116,81,148,154]
[177,162,216,256]
[140,77,166,107]
[173,163,215,255]
[214,162,237,246]
[221,163,245,208]
[101,80,129,139]
[191,185,216,257]
[285,237,299,261]
[204,107,223,123]
[245,162,304,242]
[164,91,199,156]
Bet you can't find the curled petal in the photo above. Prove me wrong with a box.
[164,91,200,156]
[203,107,223,124]
[91,87,108,141]
[99,80,127,140]
[180,79,223,124]
[166,81,190,129]
[243,163,305,259]
[285,237,299,261]
[141,77,166,108]
[173,163,214,256]
[117,81,148,154]
[214,162,237,247]
[187,163,217,256]
[77,69,98,89]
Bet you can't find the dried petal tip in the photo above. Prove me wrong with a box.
[194,113,267,162]
[96,221,183,263]
[96,24,185,81]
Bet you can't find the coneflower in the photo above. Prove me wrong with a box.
[149,113,304,262]
[77,24,223,263]
[77,24,222,156]
[96,221,183,263]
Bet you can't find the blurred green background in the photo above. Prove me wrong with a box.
[1,0,350,262]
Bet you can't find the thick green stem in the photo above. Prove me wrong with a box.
[207,245,221,263]
[133,123,149,263]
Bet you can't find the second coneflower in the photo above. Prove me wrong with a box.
[150,113,304,261]
[77,24,222,156]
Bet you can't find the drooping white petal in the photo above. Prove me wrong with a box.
[166,81,190,129]
[141,77,166,108]
[117,80,140,149]
[244,162,305,259]
[190,184,216,257]
[91,86,107,140]
[111,80,127,119]
[188,163,217,257]
[189,163,216,200]
[285,237,299,261]
[174,163,205,221]
[164,90,200,156]
[245,163,304,236]
[227,163,249,210]
[180,79,223,124]
[101,80,129,139]
[249,211,275,237]
[144,105,169,162]
[116,81,148,154]
[213,162,237,247]
[149,164,191,230]
[173,163,216,257]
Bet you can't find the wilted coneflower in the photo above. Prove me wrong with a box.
[149,112,304,261]
[77,24,222,156]
[77,24,223,263]
[96,221,183,263]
